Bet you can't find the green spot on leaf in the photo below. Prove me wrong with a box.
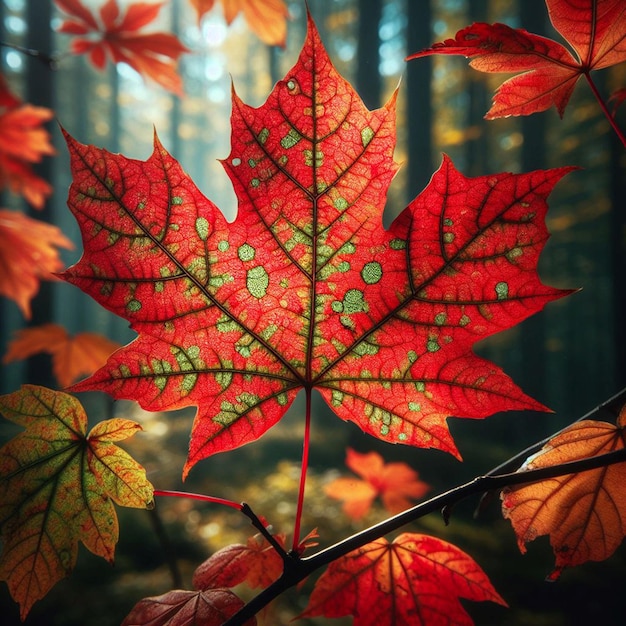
[434,312,447,326]
[238,243,256,262]
[172,196,183,205]
[495,281,509,300]
[127,299,141,312]
[361,126,374,147]
[390,238,406,250]
[258,128,269,144]
[361,261,383,285]
[195,217,209,241]
[246,266,269,298]
[218,240,229,252]
[280,128,301,149]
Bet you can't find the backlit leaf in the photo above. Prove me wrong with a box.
[3,323,121,388]
[408,0,626,118]
[63,15,571,479]
[55,0,189,95]
[301,533,507,626]
[502,405,626,580]
[0,385,154,619]
[0,210,74,319]
[324,447,429,519]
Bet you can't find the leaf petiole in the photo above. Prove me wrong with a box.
[584,72,626,148]
[153,489,243,510]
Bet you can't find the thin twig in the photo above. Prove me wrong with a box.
[0,41,59,70]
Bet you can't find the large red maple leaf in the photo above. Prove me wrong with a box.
[408,0,626,119]
[63,15,572,478]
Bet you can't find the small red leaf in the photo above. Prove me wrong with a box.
[121,588,255,626]
[301,533,507,626]
[193,532,286,591]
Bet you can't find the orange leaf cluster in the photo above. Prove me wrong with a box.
[0,210,73,318]
[324,448,429,519]
[3,323,120,388]
[0,79,54,208]
[502,406,626,580]
[56,0,189,95]
[190,0,289,47]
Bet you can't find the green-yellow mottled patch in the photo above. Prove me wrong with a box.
[238,243,256,262]
[195,217,210,241]
[361,126,374,147]
[361,261,383,285]
[246,265,269,298]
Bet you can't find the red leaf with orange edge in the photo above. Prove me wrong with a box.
[55,0,188,95]
[121,588,256,626]
[3,323,121,388]
[408,0,626,119]
[62,14,571,479]
[0,210,73,318]
[189,0,289,47]
[324,448,429,519]
[301,533,507,626]
[502,405,626,580]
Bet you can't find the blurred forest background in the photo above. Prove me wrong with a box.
[0,0,625,624]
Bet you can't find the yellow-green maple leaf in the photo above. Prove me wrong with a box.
[0,385,154,619]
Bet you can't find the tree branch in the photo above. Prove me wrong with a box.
[225,404,626,624]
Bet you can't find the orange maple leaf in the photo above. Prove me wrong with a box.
[301,533,507,626]
[189,0,289,47]
[0,80,54,209]
[0,210,73,318]
[3,323,121,388]
[324,448,430,520]
[55,0,189,95]
[502,405,626,580]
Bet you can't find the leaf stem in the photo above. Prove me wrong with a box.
[585,72,626,148]
[153,489,243,510]
[0,41,59,70]
[292,387,312,551]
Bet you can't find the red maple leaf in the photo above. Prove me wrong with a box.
[502,404,626,580]
[62,14,571,478]
[192,532,287,591]
[122,588,256,626]
[324,448,429,519]
[300,533,507,625]
[0,210,73,318]
[408,0,626,119]
[55,0,189,95]
[189,0,289,47]
[0,80,55,208]
[3,323,120,388]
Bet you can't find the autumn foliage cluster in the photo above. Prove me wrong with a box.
[1,1,626,625]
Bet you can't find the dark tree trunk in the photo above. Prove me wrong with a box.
[356,0,383,110]
[406,0,433,201]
